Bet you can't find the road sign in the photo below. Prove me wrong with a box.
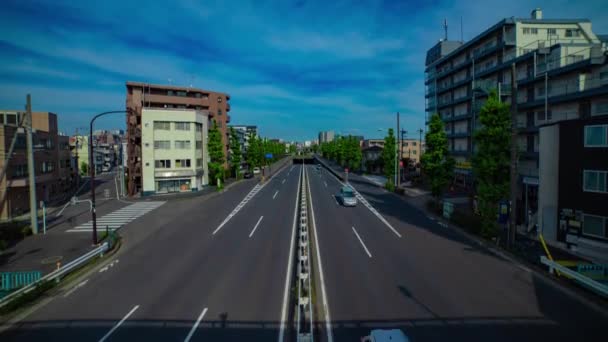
[265,153,273,159]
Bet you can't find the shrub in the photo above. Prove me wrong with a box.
[21,226,32,238]
[426,199,442,215]
[385,182,395,192]
[450,210,484,236]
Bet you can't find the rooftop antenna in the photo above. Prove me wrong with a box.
[443,18,448,41]
[460,16,464,42]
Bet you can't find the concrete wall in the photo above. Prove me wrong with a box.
[538,124,560,242]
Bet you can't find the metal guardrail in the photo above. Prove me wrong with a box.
[296,167,313,341]
[540,256,608,297]
[0,242,109,308]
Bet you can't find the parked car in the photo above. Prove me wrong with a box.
[336,186,357,207]
[253,167,261,175]
[361,329,409,342]
[243,171,253,179]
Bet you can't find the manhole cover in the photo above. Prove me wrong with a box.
[41,255,63,264]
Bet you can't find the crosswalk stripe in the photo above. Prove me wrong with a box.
[67,201,166,233]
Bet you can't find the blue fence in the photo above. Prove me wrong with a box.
[1,271,42,294]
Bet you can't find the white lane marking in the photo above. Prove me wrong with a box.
[184,307,208,342]
[306,166,334,342]
[321,162,402,238]
[63,279,89,298]
[352,227,372,258]
[273,190,279,199]
[249,216,265,238]
[332,195,340,206]
[324,181,328,188]
[278,166,302,342]
[282,179,286,184]
[99,305,139,342]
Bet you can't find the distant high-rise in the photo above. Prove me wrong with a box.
[318,130,335,143]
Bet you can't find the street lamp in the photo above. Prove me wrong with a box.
[89,110,131,245]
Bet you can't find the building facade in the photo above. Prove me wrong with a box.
[425,8,607,223]
[538,114,608,263]
[318,131,335,144]
[229,125,258,152]
[126,82,230,196]
[141,108,209,195]
[0,111,77,220]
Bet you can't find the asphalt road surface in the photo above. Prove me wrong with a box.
[307,161,607,342]
[2,160,607,342]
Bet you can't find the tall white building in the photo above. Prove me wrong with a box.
[141,108,209,195]
[318,131,334,143]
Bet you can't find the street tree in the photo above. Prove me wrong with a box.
[208,121,225,184]
[472,90,511,238]
[421,113,454,199]
[229,127,242,178]
[382,128,396,190]
[246,132,261,168]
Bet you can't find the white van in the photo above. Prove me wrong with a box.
[361,329,409,342]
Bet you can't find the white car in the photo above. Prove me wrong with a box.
[252,167,261,175]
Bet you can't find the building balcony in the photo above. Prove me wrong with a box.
[518,83,608,110]
[226,103,231,112]
[447,131,470,139]
[143,93,210,107]
[226,115,231,124]
[442,113,473,123]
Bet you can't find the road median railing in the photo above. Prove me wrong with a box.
[295,166,313,341]
[540,256,608,298]
[0,242,109,309]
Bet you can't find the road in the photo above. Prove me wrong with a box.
[2,159,607,341]
[307,160,607,341]
[2,163,301,341]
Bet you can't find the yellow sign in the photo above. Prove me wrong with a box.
[455,161,472,170]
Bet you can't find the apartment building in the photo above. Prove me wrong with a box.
[0,111,76,220]
[538,114,608,263]
[126,82,230,196]
[361,139,424,164]
[318,131,335,144]
[425,8,607,223]
[141,108,209,195]
[229,125,258,151]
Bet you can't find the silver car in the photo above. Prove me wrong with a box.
[338,186,357,207]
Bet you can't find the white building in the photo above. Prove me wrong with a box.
[141,108,209,195]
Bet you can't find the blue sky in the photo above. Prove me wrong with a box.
[1,0,607,141]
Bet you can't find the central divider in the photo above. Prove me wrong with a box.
[294,165,313,341]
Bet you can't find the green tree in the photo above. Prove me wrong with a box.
[382,128,396,189]
[421,113,454,199]
[289,144,297,155]
[472,90,511,238]
[246,132,262,168]
[80,161,88,175]
[229,127,242,178]
[208,121,225,184]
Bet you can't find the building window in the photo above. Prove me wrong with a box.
[584,125,608,147]
[195,93,201,98]
[217,121,222,128]
[196,123,203,132]
[174,140,191,149]
[594,102,608,116]
[412,150,417,155]
[583,170,607,193]
[218,109,222,116]
[14,165,28,178]
[175,159,191,168]
[154,160,171,168]
[600,72,608,80]
[196,158,203,167]
[547,28,557,35]
[537,111,545,121]
[196,141,202,149]
[582,215,608,239]
[154,140,171,149]
[175,122,190,131]
[41,161,54,173]
[565,29,580,37]
[176,91,187,97]
[412,142,417,146]
[522,28,537,35]
[154,121,170,130]
[403,142,408,147]
[6,114,17,125]
[167,90,175,96]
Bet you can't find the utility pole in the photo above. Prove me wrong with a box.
[418,128,424,158]
[509,63,519,249]
[25,94,39,234]
[396,112,400,187]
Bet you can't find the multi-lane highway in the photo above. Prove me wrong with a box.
[2,159,607,342]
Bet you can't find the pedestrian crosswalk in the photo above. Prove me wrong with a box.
[66,201,166,233]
